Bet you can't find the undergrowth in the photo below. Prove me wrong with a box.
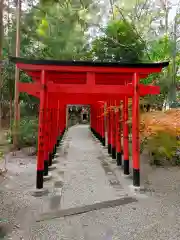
[7,116,38,149]
[140,109,180,166]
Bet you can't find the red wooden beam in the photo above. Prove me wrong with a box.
[18,82,160,97]
[26,71,151,85]
[17,63,164,74]
[47,83,132,95]
[17,82,125,102]
[18,82,40,97]
[47,83,160,95]
[25,71,40,77]
[17,90,160,104]
[139,85,160,95]
[95,73,148,84]
[55,94,122,104]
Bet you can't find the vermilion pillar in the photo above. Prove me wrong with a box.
[97,105,99,139]
[64,105,66,134]
[93,104,96,137]
[90,105,93,132]
[59,102,62,136]
[101,103,105,146]
[90,105,94,133]
[123,94,129,175]
[116,101,122,166]
[107,101,111,154]
[99,104,102,143]
[43,95,49,176]
[93,105,96,136]
[99,105,101,142]
[58,102,64,143]
[97,105,100,140]
[59,104,63,139]
[57,100,61,146]
[53,100,58,155]
[60,104,64,138]
[51,102,55,158]
[51,100,56,159]
[97,102,105,145]
[36,70,47,189]
[111,101,116,159]
[132,72,140,186]
[93,105,95,135]
[96,103,101,140]
[104,102,107,146]
[48,101,53,166]
[54,102,58,152]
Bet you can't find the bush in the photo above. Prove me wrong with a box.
[7,116,38,149]
[140,109,180,166]
[19,116,38,148]
[146,131,179,165]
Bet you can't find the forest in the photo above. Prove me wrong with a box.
[0,0,179,164]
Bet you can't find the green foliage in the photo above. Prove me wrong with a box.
[139,35,177,106]
[0,151,4,161]
[91,20,145,62]
[141,36,173,84]
[7,116,38,149]
[148,35,172,61]
[32,0,100,60]
[147,131,180,166]
[19,117,38,148]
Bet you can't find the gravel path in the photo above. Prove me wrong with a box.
[1,125,180,240]
[60,125,127,209]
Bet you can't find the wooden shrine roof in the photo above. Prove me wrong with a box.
[10,57,169,69]
[9,57,170,103]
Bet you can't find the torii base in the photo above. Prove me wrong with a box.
[108,144,111,154]
[116,152,122,166]
[30,188,49,197]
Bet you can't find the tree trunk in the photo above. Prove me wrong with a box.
[0,0,3,131]
[167,11,178,105]
[170,13,177,102]
[9,91,12,128]
[13,0,21,149]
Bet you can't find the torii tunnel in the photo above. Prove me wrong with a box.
[10,57,169,189]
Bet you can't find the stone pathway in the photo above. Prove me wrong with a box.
[60,125,128,209]
[37,125,134,222]
[1,125,180,239]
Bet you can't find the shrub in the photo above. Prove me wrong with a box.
[146,131,179,165]
[19,116,38,148]
[0,151,4,161]
[7,116,38,149]
[140,109,180,165]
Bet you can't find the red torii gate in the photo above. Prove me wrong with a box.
[10,57,168,190]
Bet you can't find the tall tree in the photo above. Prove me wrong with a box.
[30,0,101,60]
[13,0,21,148]
[0,0,3,130]
[91,19,146,62]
